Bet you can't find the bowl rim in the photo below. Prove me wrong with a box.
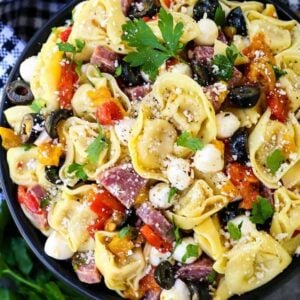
[0,1,299,299]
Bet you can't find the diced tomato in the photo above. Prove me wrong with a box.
[96,100,124,125]
[17,186,42,215]
[60,27,72,42]
[227,163,260,209]
[90,199,112,218]
[267,88,289,123]
[139,268,161,296]
[87,218,108,237]
[142,15,158,22]
[166,57,179,70]
[163,0,172,8]
[58,62,78,109]
[140,224,172,253]
[92,190,125,213]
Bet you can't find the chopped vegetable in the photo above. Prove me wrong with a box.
[266,149,285,174]
[176,131,204,151]
[140,224,172,253]
[17,186,42,215]
[37,143,63,166]
[272,65,287,80]
[30,98,46,113]
[227,221,242,240]
[122,8,184,80]
[250,196,274,224]
[181,244,199,263]
[67,163,87,181]
[207,270,217,283]
[59,27,72,42]
[214,6,225,26]
[167,187,177,203]
[91,190,125,213]
[88,86,112,106]
[267,88,289,123]
[115,65,122,77]
[107,235,134,260]
[57,39,85,54]
[0,127,21,150]
[86,130,108,164]
[96,100,124,125]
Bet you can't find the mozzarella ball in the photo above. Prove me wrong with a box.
[19,56,37,83]
[114,118,136,145]
[44,231,74,260]
[160,279,190,300]
[216,112,240,139]
[193,144,224,173]
[194,18,219,46]
[230,215,257,236]
[149,182,174,209]
[149,247,172,266]
[169,63,192,77]
[172,237,201,264]
[166,158,193,190]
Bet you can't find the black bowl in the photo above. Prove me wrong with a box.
[0,1,299,299]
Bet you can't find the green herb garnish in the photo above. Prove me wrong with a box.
[115,65,122,77]
[214,6,225,26]
[227,221,243,240]
[119,226,131,238]
[57,38,85,54]
[40,196,50,209]
[30,99,46,113]
[176,131,204,151]
[23,144,33,151]
[207,270,217,284]
[121,8,184,80]
[168,187,177,203]
[75,60,83,77]
[67,163,88,181]
[182,244,199,263]
[86,130,108,164]
[272,65,287,80]
[212,44,241,81]
[250,196,274,225]
[266,149,285,174]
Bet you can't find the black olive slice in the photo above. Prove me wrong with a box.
[128,0,160,19]
[45,166,63,184]
[230,128,248,164]
[219,199,244,226]
[20,113,45,144]
[45,109,72,139]
[228,84,261,108]
[154,261,175,290]
[191,62,216,87]
[193,0,219,21]
[224,7,247,37]
[119,61,144,87]
[6,80,34,105]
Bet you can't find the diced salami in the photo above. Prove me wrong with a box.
[218,30,228,44]
[98,163,147,209]
[28,185,47,201]
[90,46,119,73]
[121,0,133,16]
[124,84,151,101]
[203,83,227,112]
[227,67,243,88]
[136,202,174,243]
[189,46,214,64]
[21,204,48,231]
[176,258,213,281]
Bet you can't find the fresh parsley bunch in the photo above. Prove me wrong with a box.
[122,8,184,80]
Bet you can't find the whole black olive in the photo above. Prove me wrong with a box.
[224,7,247,37]
[154,261,175,290]
[187,282,211,300]
[191,62,216,87]
[228,84,261,108]
[230,128,248,164]
[119,61,144,87]
[20,113,45,144]
[6,80,34,105]
[193,0,219,21]
[218,199,244,226]
[45,166,62,184]
[128,0,160,19]
[45,109,72,139]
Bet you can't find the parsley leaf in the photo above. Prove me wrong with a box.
[23,144,33,151]
[266,149,285,174]
[30,99,46,113]
[67,163,88,181]
[122,8,184,80]
[86,130,108,164]
[207,270,217,283]
[75,60,83,77]
[115,65,122,77]
[250,196,274,225]
[40,196,50,209]
[57,38,85,54]
[212,44,241,81]
[119,226,131,238]
[272,65,287,80]
[75,39,85,52]
[182,244,199,263]
[214,6,225,26]
[168,187,177,203]
[176,131,204,151]
[227,221,242,240]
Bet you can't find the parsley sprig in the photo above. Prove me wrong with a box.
[122,8,184,80]
[250,196,274,225]
[176,131,204,151]
[168,187,177,203]
[227,221,242,240]
[214,6,225,26]
[182,244,199,263]
[266,149,285,175]
[67,163,88,181]
[85,129,108,164]
[272,65,287,80]
[57,39,85,54]
[212,44,241,81]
